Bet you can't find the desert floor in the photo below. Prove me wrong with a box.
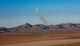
[1,39,80,46]
[50,42,80,46]
[0,32,80,46]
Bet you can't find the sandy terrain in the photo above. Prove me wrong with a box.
[0,33,80,46]
[0,33,80,45]
[51,42,80,46]
[1,39,80,46]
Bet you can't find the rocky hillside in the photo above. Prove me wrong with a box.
[0,23,80,33]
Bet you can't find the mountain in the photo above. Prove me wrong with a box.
[0,23,80,33]
[10,23,32,32]
[34,24,49,29]
[0,27,10,33]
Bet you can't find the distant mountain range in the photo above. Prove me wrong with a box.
[0,23,80,33]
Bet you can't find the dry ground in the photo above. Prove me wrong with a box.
[49,42,80,46]
[0,32,80,45]
[2,39,80,46]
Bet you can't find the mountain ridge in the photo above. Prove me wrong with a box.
[0,23,80,33]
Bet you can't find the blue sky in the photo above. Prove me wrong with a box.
[0,0,80,27]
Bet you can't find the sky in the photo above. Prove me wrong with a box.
[0,0,80,27]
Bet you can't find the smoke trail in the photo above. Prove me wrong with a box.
[36,8,48,25]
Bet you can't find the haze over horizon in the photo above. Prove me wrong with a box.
[0,0,80,27]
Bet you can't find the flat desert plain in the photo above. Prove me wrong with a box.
[50,42,80,46]
[0,32,80,46]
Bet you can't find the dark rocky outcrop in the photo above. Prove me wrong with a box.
[0,27,10,32]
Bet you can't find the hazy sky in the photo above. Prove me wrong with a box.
[0,0,80,27]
